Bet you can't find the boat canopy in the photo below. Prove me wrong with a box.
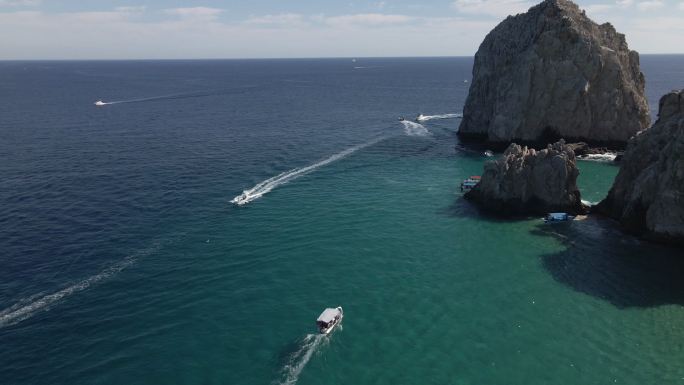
[317,308,340,323]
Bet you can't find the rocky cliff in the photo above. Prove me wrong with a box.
[458,0,650,146]
[465,140,586,215]
[597,90,684,244]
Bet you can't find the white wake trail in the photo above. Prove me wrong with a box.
[0,240,169,328]
[416,113,463,122]
[95,96,164,106]
[232,138,382,206]
[277,334,326,385]
[93,91,216,107]
[401,120,430,137]
[0,258,134,328]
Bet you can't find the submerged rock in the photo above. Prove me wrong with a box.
[597,90,684,244]
[458,0,650,147]
[465,139,586,215]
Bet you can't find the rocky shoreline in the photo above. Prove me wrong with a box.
[464,140,588,216]
[596,90,684,245]
[457,0,683,245]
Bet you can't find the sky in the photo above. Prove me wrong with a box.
[0,0,682,59]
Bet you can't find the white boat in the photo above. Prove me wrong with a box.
[543,212,575,223]
[415,114,427,122]
[460,176,480,192]
[484,150,494,157]
[316,306,343,335]
[94,100,106,106]
[231,192,249,206]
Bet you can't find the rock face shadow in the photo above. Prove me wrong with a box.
[441,196,534,223]
[533,217,684,308]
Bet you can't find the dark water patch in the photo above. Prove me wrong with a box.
[440,196,535,223]
[534,217,684,308]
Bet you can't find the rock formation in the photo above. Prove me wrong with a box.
[465,139,586,215]
[458,0,650,147]
[597,90,684,244]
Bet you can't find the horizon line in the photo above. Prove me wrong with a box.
[1,53,684,62]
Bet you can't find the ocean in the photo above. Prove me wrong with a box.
[1,56,683,385]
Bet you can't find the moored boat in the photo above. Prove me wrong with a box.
[543,212,575,223]
[460,176,480,192]
[316,306,343,334]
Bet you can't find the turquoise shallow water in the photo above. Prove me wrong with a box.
[1,57,684,385]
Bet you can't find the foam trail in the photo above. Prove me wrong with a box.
[277,334,326,385]
[0,258,134,328]
[232,138,382,205]
[401,120,430,137]
[416,113,463,122]
[94,94,184,106]
[578,153,617,162]
[0,239,169,328]
[93,88,253,106]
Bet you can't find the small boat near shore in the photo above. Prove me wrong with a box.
[543,212,575,223]
[460,176,480,192]
[316,306,343,335]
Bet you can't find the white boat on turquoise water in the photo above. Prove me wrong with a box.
[316,306,343,334]
[544,212,575,223]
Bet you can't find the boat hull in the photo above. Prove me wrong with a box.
[318,307,343,335]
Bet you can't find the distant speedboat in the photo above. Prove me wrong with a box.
[316,306,343,335]
[399,117,406,121]
[94,100,106,106]
[416,114,427,122]
[484,150,494,157]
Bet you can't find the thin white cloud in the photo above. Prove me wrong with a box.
[0,0,40,6]
[245,13,305,26]
[245,12,414,28]
[164,7,223,20]
[114,6,146,14]
[324,13,413,27]
[452,0,535,18]
[616,0,634,7]
[584,4,614,14]
[635,0,664,10]
[680,1,684,9]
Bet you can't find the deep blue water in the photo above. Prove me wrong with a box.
[1,56,683,385]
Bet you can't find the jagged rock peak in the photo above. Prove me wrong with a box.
[465,139,587,216]
[458,0,650,147]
